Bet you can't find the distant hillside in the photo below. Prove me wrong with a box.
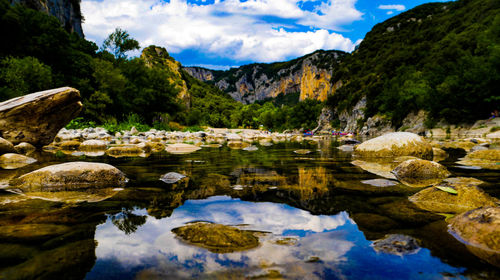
[184,50,346,104]
[326,0,500,129]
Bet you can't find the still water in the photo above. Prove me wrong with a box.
[0,141,498,279]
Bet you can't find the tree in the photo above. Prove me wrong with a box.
[101,28,140,59]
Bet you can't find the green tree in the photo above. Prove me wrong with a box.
[0,56,53,100]
[101,28,140,59]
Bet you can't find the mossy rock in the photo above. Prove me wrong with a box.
[448,207,500,267]
[14,142,36,155]
[467,150,500,161]
[353,132,433,159]
[78,140,107,151]
[0,137,16,155]
[392,159,450,187]
[432,148,447,161]
[106,145,144,157]
[457,149,500,170]
[227,141,251,150]
[59,141,81,151]
[0,153,37,170]
[9,162,128,192]
[0,224,71,242]
[409,177,499,213]
[172,222,260,253]
[441,141,476,152]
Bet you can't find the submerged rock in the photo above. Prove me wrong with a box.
[165,143,201,154]
[294,149,312,155]
[171,222,260,253]
[372,234,421,255]
[0,153,37,169]
[243,145,258,151]
[392,159,450,187]
[448,207,500,267]
[409,177,499,213]
[9,162,128,192]
[160,172,186,184]
[351,159,399,179]
[19,188,122,203]
[361,179,399,187]
[353,132,433,159]
[432,147,447,161]
[0,87,83,146]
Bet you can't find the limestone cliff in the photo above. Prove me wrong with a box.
[10,0,84,37]
[140,46,189,106]
[184,50,346,104]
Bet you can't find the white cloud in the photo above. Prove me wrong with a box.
[81,0,363,63]
[378,4,406,11]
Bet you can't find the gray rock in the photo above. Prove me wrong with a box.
[372,234,420,255]
[160,172,186,184]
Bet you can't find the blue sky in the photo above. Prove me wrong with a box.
[82,0,451,69]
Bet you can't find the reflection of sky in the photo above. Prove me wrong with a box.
[86,196,465,279]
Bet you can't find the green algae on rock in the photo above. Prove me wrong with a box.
[392,159,451,187]
[353,132,433,159]
[448,207,500,267]
[8,162,128,192]
[172,222,260,253]
[457,150,500,170]
[409,177,499,214]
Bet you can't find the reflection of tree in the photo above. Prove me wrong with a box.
[111,209,147,235]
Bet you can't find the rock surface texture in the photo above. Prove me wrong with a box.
[0,87,82,147]
[448,207,500,267]
[9,161,127,192]
[353,132,433,159]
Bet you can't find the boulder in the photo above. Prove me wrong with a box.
[79,140,107,151]
[171,222,260,253]
[0,153,37,169]
[457,149,500,170]
[227,141,250,150]
[353,132,433,159]
[0,87,82,147]
[9,162,128,192]
[0,137,16,154]
[160,172,186,184]
[165,143,201,154]
[432,148,447,161]
[106,145,145,158]
[59,140,81,150]
[409,177,499,213]
[392,159,450,187]
[448,207,500,267]
[13,142,36,155]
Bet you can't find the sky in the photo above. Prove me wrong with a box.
[81,0,451,69]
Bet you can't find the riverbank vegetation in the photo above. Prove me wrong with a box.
[0,0,322,132]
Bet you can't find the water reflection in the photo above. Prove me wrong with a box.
[87,196,469,279]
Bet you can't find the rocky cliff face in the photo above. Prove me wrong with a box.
[10,0,84,37]
[184,50,346,104]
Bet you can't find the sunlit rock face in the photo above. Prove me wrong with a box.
[184,50,346,104]
[448,207,500,267]
[0,87,82,147]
